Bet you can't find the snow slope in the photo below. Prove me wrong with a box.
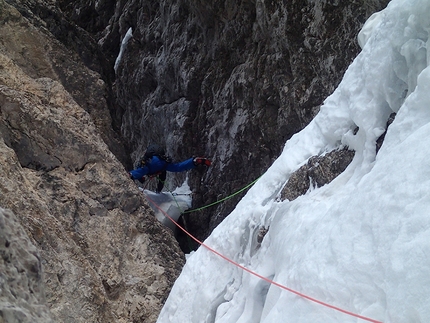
[157,0,430,322]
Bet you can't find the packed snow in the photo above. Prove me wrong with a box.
[114,27,133,73]
[156,0,430,322]
[143,181,192,233]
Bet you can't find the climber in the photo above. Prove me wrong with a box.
[129,144,211,193]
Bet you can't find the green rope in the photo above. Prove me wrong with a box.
[182,176,261,214]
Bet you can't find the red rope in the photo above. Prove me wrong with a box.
[144,194,383,323]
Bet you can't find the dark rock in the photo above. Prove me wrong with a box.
[281,147,355,201]
[104,0,389,241]
[376,112,397,154]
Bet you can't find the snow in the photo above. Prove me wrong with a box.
[156,0,430,322]
[143,180,192,233]
[114,27,133,73]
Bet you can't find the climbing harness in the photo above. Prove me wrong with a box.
[141,172,164,190]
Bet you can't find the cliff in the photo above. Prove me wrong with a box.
[91,0,389,244]
[0,1,183,322]
[0,0,389,321]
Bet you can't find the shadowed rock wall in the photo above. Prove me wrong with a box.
[84,0,389,245]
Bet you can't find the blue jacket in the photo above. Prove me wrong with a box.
[129,156,195,181]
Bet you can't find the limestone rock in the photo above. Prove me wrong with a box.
[83,0,389,242]
[1,0,131,168]
[0,208,54,323]
[280,110,399,213]
[0,1,185,322]
[8,0,390,247]
[281,148,355,202]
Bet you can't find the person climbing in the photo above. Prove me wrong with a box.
[129,144,211,193]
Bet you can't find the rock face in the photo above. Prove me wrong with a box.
[0,208,54,323]
[50,1,390,245]
[82,0,388,243]
[280,148,355,202]
[0,1,184,322]
[1,0,129,167]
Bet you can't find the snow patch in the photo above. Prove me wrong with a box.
[114,27,133,73]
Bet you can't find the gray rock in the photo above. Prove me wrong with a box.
[0,208,54,323]
[99,0,389,241]
[0,1,185,322]
[40,0,389,243]
[281,148,355,201]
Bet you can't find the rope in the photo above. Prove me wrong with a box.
[182,176,261,213]
[143,194,384,323]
